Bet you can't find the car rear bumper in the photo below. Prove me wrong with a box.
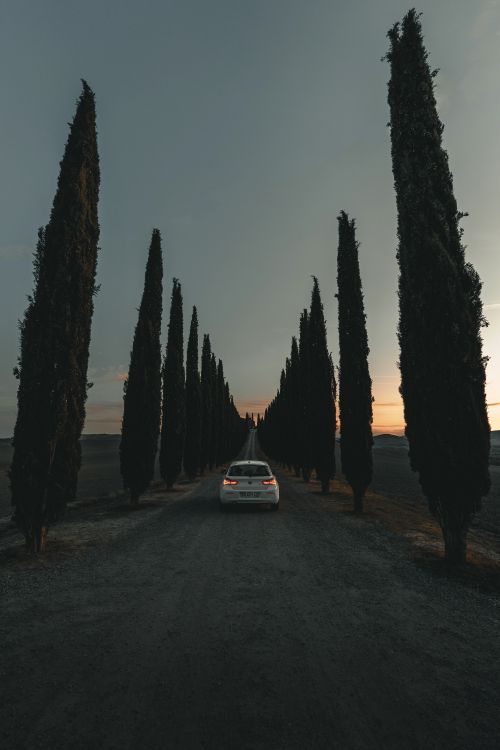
[219,490,279,505]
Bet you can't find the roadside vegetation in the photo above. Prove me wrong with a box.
[259,278,337,494]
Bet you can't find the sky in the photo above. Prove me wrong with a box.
[1,0,500,436]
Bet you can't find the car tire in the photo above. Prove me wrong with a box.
[271,502,279,512]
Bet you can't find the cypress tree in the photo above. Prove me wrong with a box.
[119,229,163,504]
[216,359,225,466]
[226,392,247,459]
[337,212,373,513]
[259,398,279,460]
[10,81,100,552]
[289,337,301,475]
[159,279,185,489]
[184,306,202,481]
[258,363,292,465]
[387,10,490,562]
[281,363,290,468]
[199,334,212,474]
[223,381,232,462]
[208,353,218,469]
[280,366,290,467]
[309,277,336,493]
[298,309,313,482]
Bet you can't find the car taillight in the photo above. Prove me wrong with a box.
[223,478,238,485]
[261,477,277,485]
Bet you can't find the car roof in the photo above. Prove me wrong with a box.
[229,460,270,466]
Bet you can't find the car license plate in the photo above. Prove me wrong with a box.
[240,491,260,498]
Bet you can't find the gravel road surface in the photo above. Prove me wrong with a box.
[1,434,499,749]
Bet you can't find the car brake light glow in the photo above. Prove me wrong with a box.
[223,478,238,485]
[261,477,277,485]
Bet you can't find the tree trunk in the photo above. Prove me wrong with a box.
[25,526,47,553]
[442,521,468,564]
[130,490,140,506]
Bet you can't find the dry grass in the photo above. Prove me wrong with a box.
[0,474,206,568]
[279,467,500,592]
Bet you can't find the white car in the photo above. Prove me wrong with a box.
[219,460,279,511]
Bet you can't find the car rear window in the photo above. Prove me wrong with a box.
[228,464,271,477]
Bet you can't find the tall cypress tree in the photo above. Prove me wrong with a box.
[159,279,185,489]
[208,353,218,469]
[387,10,490,562]
[184,306,202,480]
[337,212,373,512]
[279,366,289,467]
[223,381,232,462]
[10,81,100,552]
[289,337,301,476]
[199,334,212,474]
[119,229,163,504]
[309,277,336,493]
[216,359,225,466]
[298,309,313,482]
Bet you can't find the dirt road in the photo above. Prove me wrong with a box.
[1,435,499,749]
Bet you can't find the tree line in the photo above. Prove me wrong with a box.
[9,82,246,551]
[119,241,247,505]
[258,214,373,512]
[258,278,338,494]
[8,10,492,564]
[260,9,491,565]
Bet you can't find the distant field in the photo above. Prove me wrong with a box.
[0,435,125,518]
[1,433,499,534]
[368,433,500,534]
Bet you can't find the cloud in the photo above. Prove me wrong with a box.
[484,302,500,310]
[487,401,500,407]
[87,365,128,384]
[374,402,401,407]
